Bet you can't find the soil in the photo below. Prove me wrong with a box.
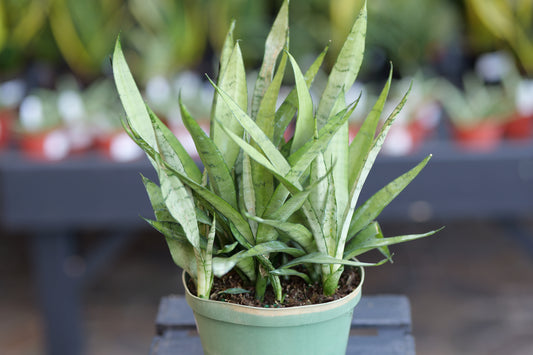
[188,268,361,308]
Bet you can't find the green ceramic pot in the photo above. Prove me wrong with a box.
[183,268,364,355]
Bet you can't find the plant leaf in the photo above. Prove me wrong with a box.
[112,38,156,149]
[129,126,254,246]
[345,227,444,260]
[336,83,412,260]
[146,106,202,183]
[241,153,258,236]
[217,288,251,295]
[217,126,303,194]
[211,42,248,170]
[256,51,288,141]
[180,98,238,209]
[315,1,366,129]
[175,168,255,246]
[198,215,217,298]
[344,222,388,260]
[256,176,325,245]
[252,51,288,216]
[348,154,432,238]
[143,219,187,244]
[308,153,328,221]
[227,222,257,282]
[274,44,329,146]
[212,240,305,277]
[250,0,288,118]
[288,52,314,154]
[218,20,236,82]
[245,213,315,252]
[277,252,386,270]
[269,269,312,284]
[324,88,349,230]
[215,241,239,255]
[258,103,355,228]
[141,175,174,222]
[158,163,201,251]
[322,170,338,256]
[209,77,292,177]
[143,176,216,229]
[348,66,392,188]
[143,218,197,277]
[288,101,357,173]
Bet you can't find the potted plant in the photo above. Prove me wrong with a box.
[436,74,514,151]
[382,73,442,155]
[17,89,71,161]
[113,1,440,354]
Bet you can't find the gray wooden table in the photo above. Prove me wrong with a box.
[150,295,415,355]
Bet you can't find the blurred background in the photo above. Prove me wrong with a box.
[0,0,532,354]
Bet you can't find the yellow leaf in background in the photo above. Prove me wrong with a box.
[49,0,95,76]
[12,0,49,46]
[469,0,533,74]
[0,1,6,50]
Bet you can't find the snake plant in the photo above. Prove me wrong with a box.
[113,0,440,302]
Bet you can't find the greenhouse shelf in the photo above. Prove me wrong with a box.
[1,140,532,230]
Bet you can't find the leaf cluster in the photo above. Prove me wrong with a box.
[113,0,440,301]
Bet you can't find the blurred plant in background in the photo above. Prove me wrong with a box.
[465,0,533,75]
[123,0,208,83]
[0,0,124,80]
[365,0,462,76]
[436,73,515,151]
[0,0,531,161]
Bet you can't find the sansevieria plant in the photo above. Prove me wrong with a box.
[113,0,440,303]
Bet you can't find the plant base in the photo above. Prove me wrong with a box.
[183,269,364,355]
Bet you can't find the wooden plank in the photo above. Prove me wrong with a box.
[155,295,196,334]
[346,334,415,355]
[353,295,412,330]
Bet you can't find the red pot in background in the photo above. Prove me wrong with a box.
[0,109,14,149]
[19,129,71,161]
[408,100,442,150]
[452,121,503,152]
[407,120,430,150]
[503,112,533,141]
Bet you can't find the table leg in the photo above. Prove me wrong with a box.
[30,231,83,355]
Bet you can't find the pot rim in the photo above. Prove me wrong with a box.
[183,266,364,321]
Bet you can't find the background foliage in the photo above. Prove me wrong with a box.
[1,0,530,84]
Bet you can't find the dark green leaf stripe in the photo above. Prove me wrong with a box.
[211,42,248,171]
[348,66,393,188]
[316,2,366,129]
[273,44,329,146]
[250,0,288,118]
[180,98,238,209]
[147,106,202,183]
